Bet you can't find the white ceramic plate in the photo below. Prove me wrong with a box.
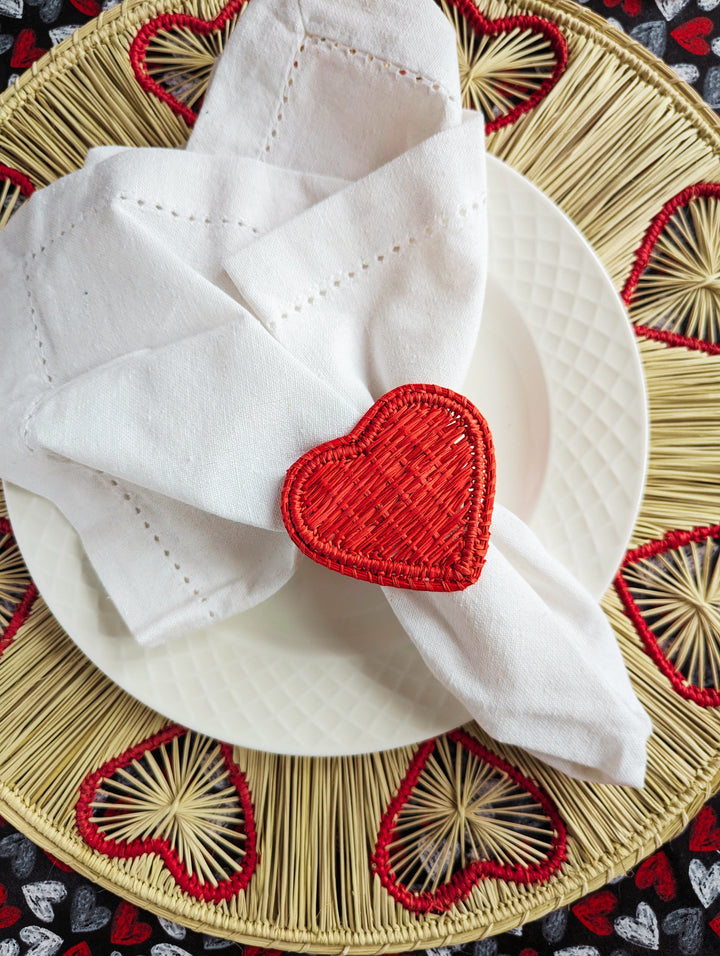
[5,156,648,755]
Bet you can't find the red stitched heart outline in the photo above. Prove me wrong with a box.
[615,523,720,706]
[75,725,257,902]
[282,384,495,591]
[371,729,567,913]
[622,183,720,356]
[128,0,247,126]
[444,0,568,134]
[0,517,38,660]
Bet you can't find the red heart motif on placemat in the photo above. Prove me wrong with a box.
[572,890,618,935]
[711,913,720,938]
[129,0,246,125]
[690,805,720,851]
[442,0,568,133]
[371,729,566,913]
[282,384,495,591]
[10,29,46,68]
[110,901,152,946]
[76,726,257,902]
[635,851,677,901]
[615,523,720,705]
[0,517,38,660]
[621,182,720,356]
[671,17,713,56]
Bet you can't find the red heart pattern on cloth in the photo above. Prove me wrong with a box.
[128,0,246,125]
[109,901,151,945]
[62,944,92,956]
[282,385,495,591]
[615,523,720,705]
[0,518,38,661]
[75,725,257,902]
[635,851,678,901]
[0,885,21,930]
[67,0,100,16]
[571,890,618,935]
[9,29,46,68]
[672,16,714,55]
[621,182,720,356]
[441,0,568,133]
[690,805,720,852]
[370,729,566,913]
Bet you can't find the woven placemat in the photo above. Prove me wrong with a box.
[2,0,720,950]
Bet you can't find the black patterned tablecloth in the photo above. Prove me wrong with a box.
[2,1,720,954]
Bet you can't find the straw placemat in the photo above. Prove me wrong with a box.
[1,0,720,950]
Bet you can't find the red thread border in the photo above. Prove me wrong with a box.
[76,724,258,901]
[128,0,247,126]
[445,0,568,134]
[370,729,567,913]
[621,183,720,356]
[615,523,720,707]
[0,517,38,659]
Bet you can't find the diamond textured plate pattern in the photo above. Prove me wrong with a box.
[4,156,648,755]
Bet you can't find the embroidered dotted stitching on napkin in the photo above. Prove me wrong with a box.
[23,268,53,386]
[111,480,219,621]
[116,194,260,233]
[262,39,306,158]
[29,209,95,258]
[279,197,485,319]
[310,35,457,100]
[262,33,458,158]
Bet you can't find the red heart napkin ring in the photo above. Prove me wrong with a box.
[281,383,495,591]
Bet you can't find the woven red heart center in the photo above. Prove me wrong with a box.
[129,0,246,125]
[282,384,495,591]
[371,730,567,913]
[621,183,720,355]
[615,523,720,706]
[75,726,257,902]
[440,0,567,133]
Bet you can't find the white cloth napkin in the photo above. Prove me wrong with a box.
[0,0,652,785]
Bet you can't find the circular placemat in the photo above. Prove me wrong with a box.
[2,0,720,950]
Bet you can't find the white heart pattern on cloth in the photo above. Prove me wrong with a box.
[0,832,36,878]
[69,885,112,932]
[689,858,720,907]
[655,0,692,19]
[0,940,19,956]
[21,882,67,923]
[614,901,660,949]
[553,947,601,956]
[662,907,705,956]
[18,926,63,956]
[157,917,186,939]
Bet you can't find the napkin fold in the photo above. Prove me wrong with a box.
[0,0,652,785]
